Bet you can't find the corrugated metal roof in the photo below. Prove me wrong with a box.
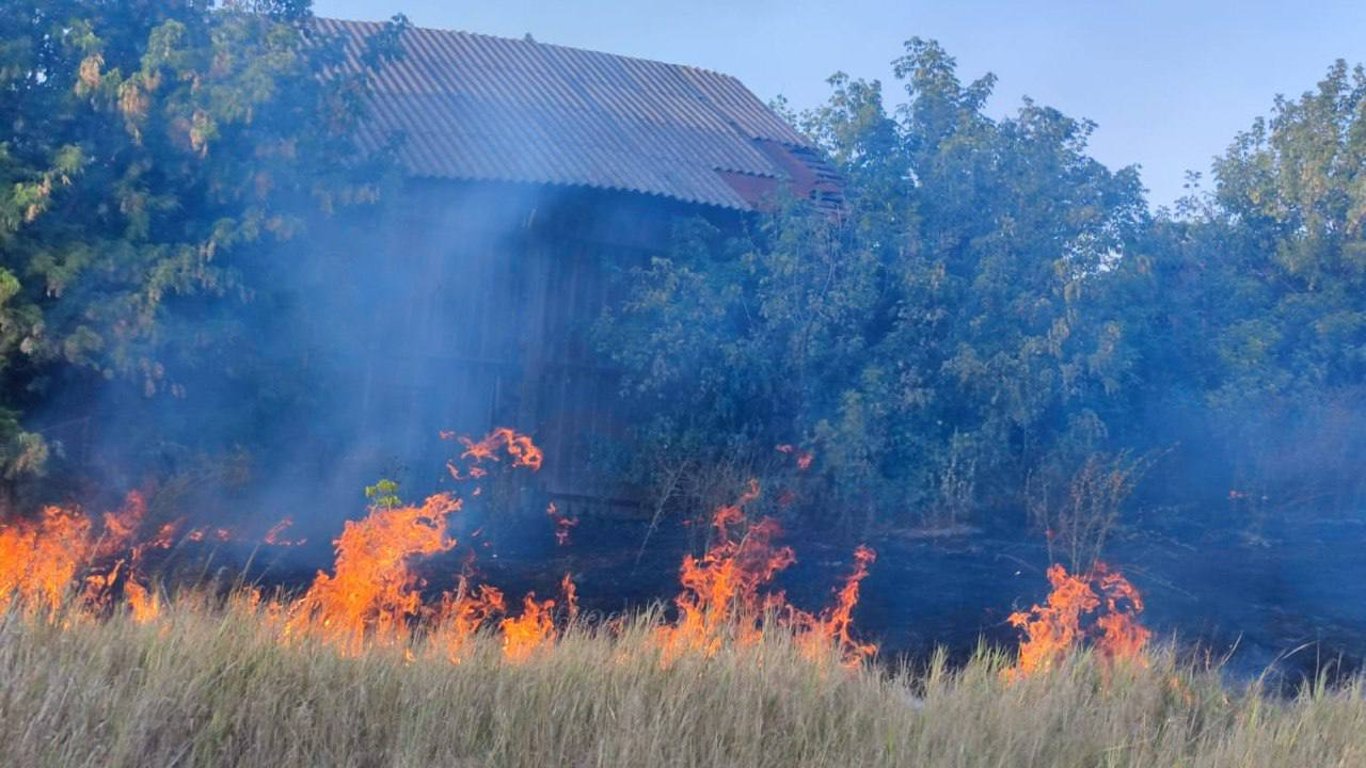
[316,18,830,211]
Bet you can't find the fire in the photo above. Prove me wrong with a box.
[794,545,878,667]
[655,480,790,658]
[0,506,91,618]
[447,426,544,479]
[287,493,461,654]
[94,491,147,558]
[0,491,174,621]
[432,579,506,663]
[1094,566,1151,661]
[183,516,304,547]
[546,501,578,546]
[497,574,579,663]
[263,516,306,546]
[1,429,890,675]
[1007,561,1150,680]
[500,592,558,662]
[124,579,161,624]
[654,480,877,666]
[287,427,549,657]
[776,443,814,471]
[561,572,578,622]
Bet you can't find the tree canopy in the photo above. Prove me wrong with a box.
[0,1,402,490]
[599,41,1366,531]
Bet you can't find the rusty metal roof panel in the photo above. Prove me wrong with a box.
[316,18,827,210]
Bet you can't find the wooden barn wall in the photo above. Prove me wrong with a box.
[324,180,730,513]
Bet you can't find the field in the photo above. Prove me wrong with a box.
[2,597,1364,768]
[2,440,1364,767]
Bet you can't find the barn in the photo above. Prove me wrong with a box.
[308,19,840,510]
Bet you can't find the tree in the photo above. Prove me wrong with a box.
[0,1,404,491]
[1127,61,1366,508]
[598,39,1148,530]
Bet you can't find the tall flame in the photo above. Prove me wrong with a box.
[0,507,91,618]
[794,545,878,667]
[656,480,792,658]
[654,481,877,666]
[1007,561,1150,680]
[287,494,460,655]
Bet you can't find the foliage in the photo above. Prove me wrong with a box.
[600,39,1147,530]
[0,1,404,485]
[1026,451,1153,571]
[602,41,1366,535]
[3,7,1362,540]
[364,477,401,510]
[1125,60,1366,507]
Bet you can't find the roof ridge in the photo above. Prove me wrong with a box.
[314,16,833,211]
[315,17,745,85]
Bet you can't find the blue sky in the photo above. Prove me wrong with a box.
[311,0,1366,208]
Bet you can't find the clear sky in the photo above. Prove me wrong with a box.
[311,0,1366,209]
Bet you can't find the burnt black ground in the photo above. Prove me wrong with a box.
[155,504,1366,690]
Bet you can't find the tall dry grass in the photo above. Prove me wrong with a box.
[1,596,1363,767]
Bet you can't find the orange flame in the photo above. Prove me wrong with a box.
[1095,566,1151,661]
[561,572,578,623]
[546,501,578,546]
[776,444,814,472]
[498,574,579,663]
[0,507,91,618]
[93,491,147,559]
[432,579,506,663]
[0,491,175,621]
[263,516,306,547]
[124,579,161,624]
[1007,561,1150,680]
[2,433,893,675]
[656,480,791,658]
[286,428,548,656]
[794,545,878,667]
[447,427,544,480]
[500,592,557,663]
[654,481,876,666]
[287,494,461,654]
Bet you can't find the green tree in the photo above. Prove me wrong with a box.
[0,1,404,489]
[599,39,1148,530]
[1210,60,1366,394]
[1127,60,1366,507]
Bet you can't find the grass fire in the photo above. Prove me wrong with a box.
[0,430,1361,765]
[4,0,1366,765]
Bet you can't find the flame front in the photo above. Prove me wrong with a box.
[794,545,878,667]
[500,592,557,662]
[0,431,886,675]
[433,579,506,663]
[0,492,172,621]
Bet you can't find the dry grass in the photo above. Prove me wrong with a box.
[1,598,1364,768]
